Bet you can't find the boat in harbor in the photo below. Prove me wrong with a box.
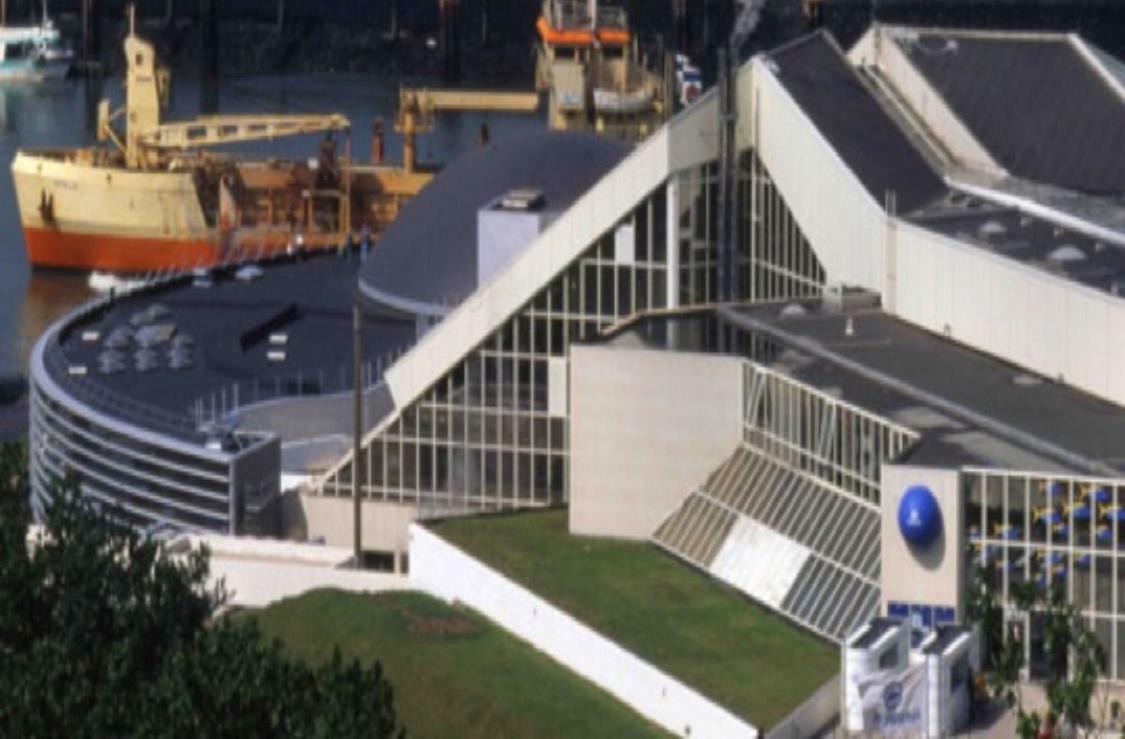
[0,2,74,81]
[11,14,431,273]
[535,0,668,141]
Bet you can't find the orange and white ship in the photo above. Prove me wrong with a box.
[535,0,668,141]
[12,13,430,273]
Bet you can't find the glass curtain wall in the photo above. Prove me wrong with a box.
[323,185,671,512]
[965,470,1125,680]
[324,146,827,515]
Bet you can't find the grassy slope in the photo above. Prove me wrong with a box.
[252,589,668,739]
[432,509,838,730]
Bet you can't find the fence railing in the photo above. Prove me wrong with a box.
[190,345,408,427]
[43,241,386,443]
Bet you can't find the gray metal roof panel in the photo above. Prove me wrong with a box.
[898,32,1125,195]
[359,130,630,309]
[769,32,946,214]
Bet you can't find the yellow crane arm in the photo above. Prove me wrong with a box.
[407,89,541,113]
[394,87,540,173]
[134,113,351,149]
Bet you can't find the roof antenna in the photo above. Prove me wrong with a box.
[128,3,135,37]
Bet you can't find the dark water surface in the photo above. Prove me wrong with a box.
[0,72,541,378]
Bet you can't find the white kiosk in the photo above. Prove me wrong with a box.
[844,618,978,736]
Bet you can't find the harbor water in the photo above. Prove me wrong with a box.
[0,72,541,378]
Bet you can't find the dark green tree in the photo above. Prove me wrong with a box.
[0,444,404,738]
[966,565,1107,738]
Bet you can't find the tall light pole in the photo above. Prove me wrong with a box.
[352,303,363,568]
[716,0,765,303]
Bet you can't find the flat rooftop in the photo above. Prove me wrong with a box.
[910,190,1125,298]
[895,30,1125,196]
[50,251,415,442]
[605,301,1125,475]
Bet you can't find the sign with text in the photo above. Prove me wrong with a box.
[853,663,927,735]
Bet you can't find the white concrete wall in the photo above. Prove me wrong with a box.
[880,465,963,617]
[409,524,758,739]
[847,26,1002,175]
[749,57,890,296]
[894,220,1125,407]
[569,346,744,539]
[293,494,417,555]
[176,534,410,609]
[765,675,840,739]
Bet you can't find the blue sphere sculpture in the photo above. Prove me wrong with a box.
[898,485,942,548]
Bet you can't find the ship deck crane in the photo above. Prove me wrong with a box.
[395,88,540,173]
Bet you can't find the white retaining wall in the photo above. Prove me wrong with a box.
[409,524,758,739]
[177,533,411,609]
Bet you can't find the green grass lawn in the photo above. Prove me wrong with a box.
[251,589,668,739]
[432,509,838,730]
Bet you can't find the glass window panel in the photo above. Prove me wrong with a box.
[419,444,434,492]
[583,264,599,314]
[600,266,615,317]
[634,202,649,259]
[1096,556,1114,613]
[402,443,418,490]
[652,186,667,263]
[501,451,514,498]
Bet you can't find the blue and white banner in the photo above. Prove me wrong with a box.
[853,664,927,735]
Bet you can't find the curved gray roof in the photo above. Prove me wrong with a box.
[359,130,630,310]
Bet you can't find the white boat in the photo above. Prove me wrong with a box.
[0,2,73,82]
[593,86,654,115]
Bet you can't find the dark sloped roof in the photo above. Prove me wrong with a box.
[359,130,630,309]
[898,32,1125,196]
[769,32,946,213]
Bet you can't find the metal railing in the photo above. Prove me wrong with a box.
[190,345,408,427]
[43,340,201,440]
[44,241,370,443]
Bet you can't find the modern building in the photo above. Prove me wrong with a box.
[30,24,1125,679]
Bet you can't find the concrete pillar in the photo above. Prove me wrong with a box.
[666,177,680,311]
[352,303,364,567]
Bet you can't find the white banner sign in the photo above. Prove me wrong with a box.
[853,664,927,735]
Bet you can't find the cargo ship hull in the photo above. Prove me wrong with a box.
[12,151,217,272]
[21,227,215,272]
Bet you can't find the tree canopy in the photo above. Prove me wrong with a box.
[0,441,403,738]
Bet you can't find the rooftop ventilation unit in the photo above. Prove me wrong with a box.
[498,188,546,211]
[267,350,287,363]
[269,333,288,346]
[105,326,134,349]
[135,323,177,348]
[81,330,101,343]
[1048,244,1086,264]
[235,264,264,282]
[977,219,1007,239]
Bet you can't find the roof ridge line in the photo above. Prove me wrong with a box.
[876,24,1072,44]
[1068,34,1125,105]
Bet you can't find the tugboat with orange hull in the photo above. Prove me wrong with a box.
[12,13,432,274]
